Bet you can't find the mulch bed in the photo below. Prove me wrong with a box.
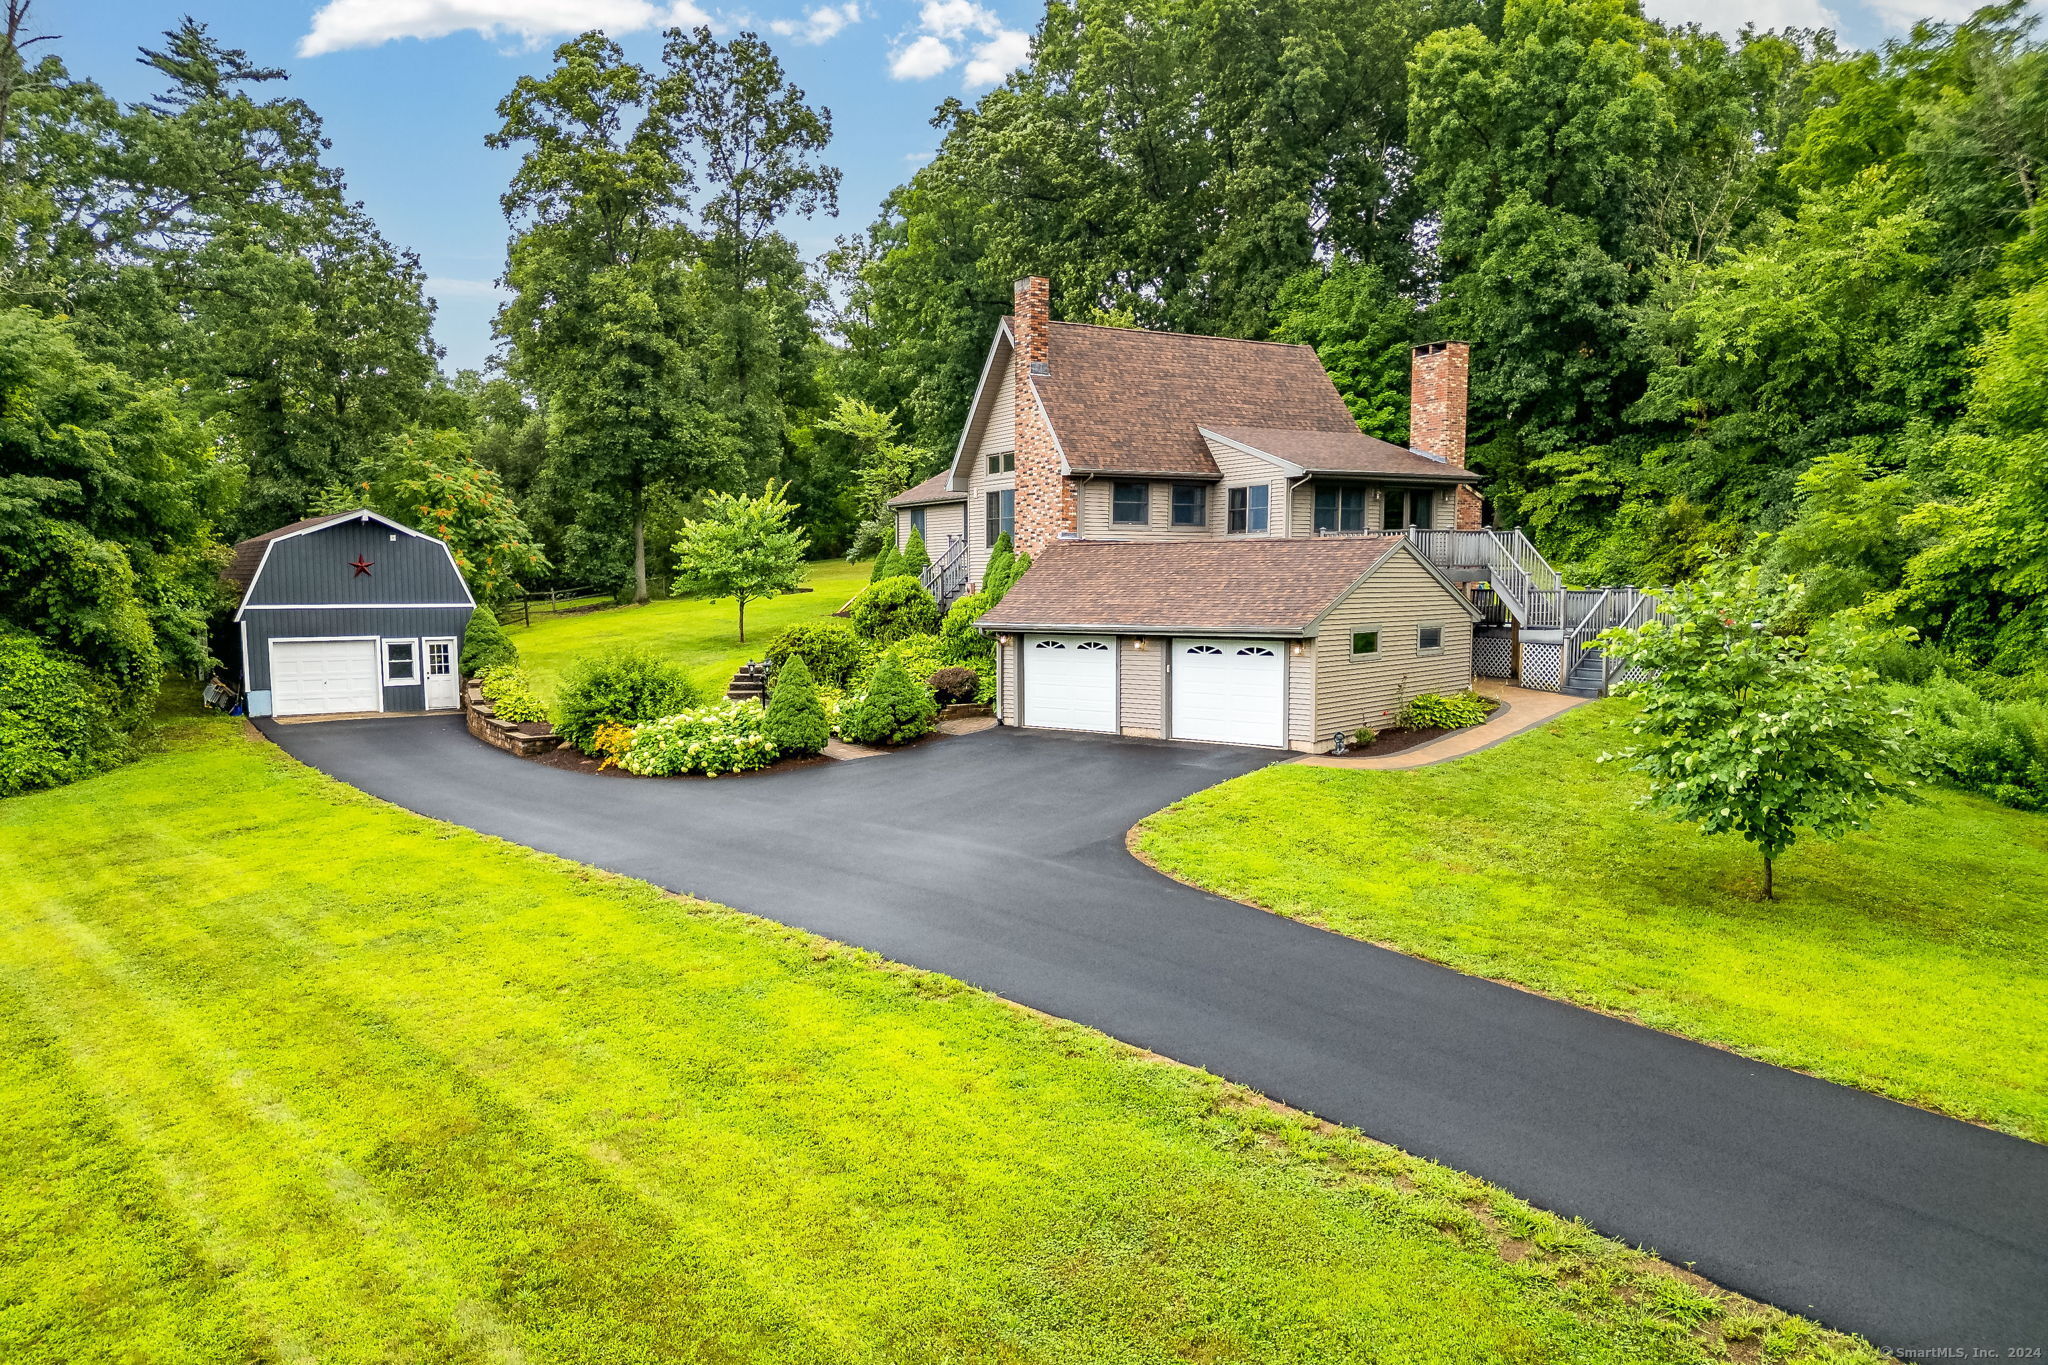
[1342,699,1504,759]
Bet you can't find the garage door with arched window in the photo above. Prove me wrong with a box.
[1022,636,1118,733]
[1171,639,1285,747]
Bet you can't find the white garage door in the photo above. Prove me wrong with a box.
[1172,639,1285,747]
[270,638,381,717]
[1023,635,1117,733]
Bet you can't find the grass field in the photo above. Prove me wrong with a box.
[506,559,871,698]
[0,707,1882,1363]
[1137,702,2048,1143]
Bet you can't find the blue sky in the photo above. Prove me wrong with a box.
[62,0,1997,373]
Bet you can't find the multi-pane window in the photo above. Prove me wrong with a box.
[383,639,416,684]
[1384,488,1435,530]
[1417,624,1444,651]
[984,488,1015,546]
[1312,485,1367,533]
[1111,481,1149,525]
[1170,484,1207,527]
[1226,485,1270,534]
[986,449,1016,475]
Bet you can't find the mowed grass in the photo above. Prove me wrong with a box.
[1137,702,2048,1142]
[0,712,1884,1364]
[507,558,872,698]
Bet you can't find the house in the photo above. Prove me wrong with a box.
[223,509,474,719]
[887,276,1497,751]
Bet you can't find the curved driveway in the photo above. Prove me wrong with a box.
[262,714,2048,1356]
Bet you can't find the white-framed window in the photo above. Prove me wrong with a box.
[1351,628,1382,656]
[383,637,419,684]
[1226,484,1269,534]
[909,506,927,537]
[1417,623,1445,652]
[985,489,1015,546]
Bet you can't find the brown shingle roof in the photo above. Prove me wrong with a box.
[977,537,1411,635]
[887,470,966,507]
[221,511,361,597]
[1034,322,1359,477]
[1205,425,1483,483]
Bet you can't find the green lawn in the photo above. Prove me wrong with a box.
[506,559,872,698]
[1137,702,2048,1143]
[0,709,1882,1363]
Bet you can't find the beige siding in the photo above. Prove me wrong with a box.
[1077,479,1210,541]
[1203,436,1288,540]
[1311,546,1474,743]
[1118,637,1164,737]
[897,500,966,555]
[997,635,1019,724]
[962,365,1019,588]
[1287,647,1316,748]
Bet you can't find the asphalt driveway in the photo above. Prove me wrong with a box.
[261,714,2048,1356]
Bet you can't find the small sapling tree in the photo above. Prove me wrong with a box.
[1597,566,1914,899]
[671,480,809,643]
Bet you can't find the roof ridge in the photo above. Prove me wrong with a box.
[1041,318,1318,353]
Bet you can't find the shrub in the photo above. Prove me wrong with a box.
[898,527,930,581]
[982,532,1014,595]
[869,544,899,582]
[554,650,703,752]
[0,633,121,796]
[837,652,937,746]
[1395,691,1494,730]
[928,666,980,704]
[864,635,950,687]
[939,590,996,665]
[765,618,866,688]
[1896,672,2048,810]
[849,575,939,643]
[477,665,550,724]
[984,546,1031,601]
[588,721,637,771]
[460,605,519,676]
[762,654,830,755]
[1353,726,1377,748]
[623,701,778,777]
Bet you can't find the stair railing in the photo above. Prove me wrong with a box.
[1561,588,1615,691]
[921,535,969,610]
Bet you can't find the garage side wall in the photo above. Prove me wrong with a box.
[1119,637,1163,737]
[1312,550,1474,741]
[998,635,1019,725]
[243,607,472,713]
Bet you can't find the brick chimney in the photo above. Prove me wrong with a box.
[1010,276,1075,554]
[1410,340,1482,530]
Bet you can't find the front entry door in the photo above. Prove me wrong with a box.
[423,637,459,709]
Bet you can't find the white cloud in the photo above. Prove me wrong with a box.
[962,28,1029,86]
[889,0,1027,87]
[299,0,710,57]
[889,32,957,78]
[1863,0,1985,27]
[767,2,860,43]
[1640,0,1840,34]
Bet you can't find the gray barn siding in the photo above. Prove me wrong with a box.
[243,607,472,703]
[244,519,470,608]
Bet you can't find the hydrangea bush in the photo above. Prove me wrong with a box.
[623,701,779,777]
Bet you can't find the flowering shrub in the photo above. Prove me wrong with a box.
[478,666,550,723]
[588,721,637,770]
[1394,691,1494,730]
[623,701,779,777]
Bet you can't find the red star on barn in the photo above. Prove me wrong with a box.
[348,555,374,577]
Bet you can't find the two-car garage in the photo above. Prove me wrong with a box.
[1019,633,1287,748]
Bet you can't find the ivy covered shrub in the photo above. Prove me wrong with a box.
[928,666,980,704]
[0,633,122,796]
[624,701,778,777]
[554,650,702,752]
[765,618,867,688]
[837,652,937,746]
[477,665,550,724]
[849,575,939,643]
[460,605,519,676]
[1395,691,1495,730]
[939,590,995,665]
[762,654,830,755]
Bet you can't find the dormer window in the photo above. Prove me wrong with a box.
[1170,484,1207,527]
[1112,481,1149,525]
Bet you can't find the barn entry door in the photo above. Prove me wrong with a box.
[423,637,459,710]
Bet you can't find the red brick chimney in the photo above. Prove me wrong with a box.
[1010,276,1074,554]
[1410,340,1481,530]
